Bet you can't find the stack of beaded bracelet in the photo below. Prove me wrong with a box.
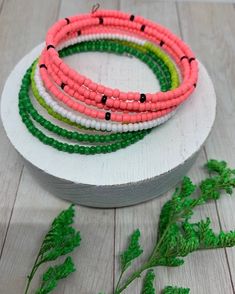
[18,8,198,155]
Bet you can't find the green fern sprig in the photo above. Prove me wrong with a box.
[162,286,190,294]
[141,270,156,294]
[114,159,235,294]
[35,256,75,294]
[24,205,81,294]
[120,229,143,272]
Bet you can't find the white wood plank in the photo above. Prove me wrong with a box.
[0,169,114,294]
[59,0,119,19]
[114,1,234,293]
[177,2,235,289]
[0,0,60,256]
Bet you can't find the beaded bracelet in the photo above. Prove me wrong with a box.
[48,34,179,111]
[18,9,198,154]
[39,10,198,123]
[45,40,174,113]
[40,49,178,124]
[19,65,151,154]
[50,40,176,108]
[23,39,177,149]
[34,38,178,132]
[35,36,178,119]
[34,66,175,133]
[57,33,180,91]
[33,39,176,131]
[44,11,194,99]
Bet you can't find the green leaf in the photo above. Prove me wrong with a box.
[201,160,235,202]
[157,177,196,239]
[120,229,143,272]
[38,205,81,263]
[155,257,184,267]
[141,270,155,294]
[36,256,76,294]
[162,286,190,294]
[40,227,81,263]
[24,205,81,294]
[205,159,228,175]
[177,177,197,199]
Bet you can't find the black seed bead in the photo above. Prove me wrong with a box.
[65,17,70,24]
[101,95,107,105]
[193,83,197,88]
[39,64,47,70]
[61,82,66,90]
[47,45,55,50]
[77,30,81,36]
[180,56,188,61]
[189,57,196,63]
[105,112,111,120]
[160,40,164,47]
[130,14,135,21]
[140,93,146,103]
[99,17,104,24]
[140,24,145,32]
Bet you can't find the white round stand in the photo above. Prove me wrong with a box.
[0,43,216,208]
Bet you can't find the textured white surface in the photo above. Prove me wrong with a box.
[0,43,216,186]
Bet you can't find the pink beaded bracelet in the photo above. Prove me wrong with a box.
[39,9,198,123]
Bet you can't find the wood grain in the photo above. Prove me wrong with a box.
[0,170,114,293]
[0,0,60,258]
[177,2,235,290]
[59,0,119,18]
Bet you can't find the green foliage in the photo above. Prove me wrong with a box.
[200,159,235,201]
[114,159,235,294]
[120,229,143,272]
[24,159,235,294]
[157,177,197,240]
[36,256,75,294]
[39,205,81,262]
[24,205,81,294]
[141,270,155,294]
[162,286,190,294]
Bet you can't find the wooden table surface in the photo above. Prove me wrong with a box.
[0,1,235,293]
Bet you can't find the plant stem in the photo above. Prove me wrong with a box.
[114,270,125,294]
[24,252,41,294]
[115,197,204,293]
[115,263,150,294]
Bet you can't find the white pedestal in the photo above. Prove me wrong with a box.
[0,43,216,208]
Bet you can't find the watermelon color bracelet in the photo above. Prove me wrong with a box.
[33,38,177,130]
[19,64,151,154]
[40,50,177,124]
[42,10,198,103]
[50,38,180,111]
[38,12,197,123]
[34,37,177,131]
[34,66,175,133]
[40,37,179,115]
[18,8,199,154]
[44,11,196,93]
